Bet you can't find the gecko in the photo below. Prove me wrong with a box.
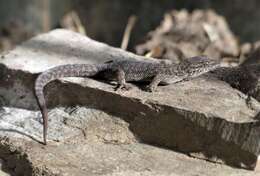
[35,56,221,145]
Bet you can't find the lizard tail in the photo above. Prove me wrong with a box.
[35,64,107,145]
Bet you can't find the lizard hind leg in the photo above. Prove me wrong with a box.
[114,69,133,91]
[145,74,163,92]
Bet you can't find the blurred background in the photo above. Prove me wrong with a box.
[0,0,259,61]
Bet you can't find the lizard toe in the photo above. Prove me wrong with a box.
[144,85,156,92]
[114,84,133,91]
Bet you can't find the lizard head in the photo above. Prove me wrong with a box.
[188,56,220,69]
[179,56,221,78]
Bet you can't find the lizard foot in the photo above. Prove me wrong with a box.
[144,85,157,92]
[245,95,255,110]
[114,83,133,91]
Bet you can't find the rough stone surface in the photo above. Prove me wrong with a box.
[0,159,11,176]
[1,139,259,176]
[0,29,259,175]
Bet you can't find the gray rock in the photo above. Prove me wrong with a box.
[0,29,259,175]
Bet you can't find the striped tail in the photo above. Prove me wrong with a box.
[35,64,107,144]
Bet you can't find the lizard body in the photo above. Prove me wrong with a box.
[35,56,220,144]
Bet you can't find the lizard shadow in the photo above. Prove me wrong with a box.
[94,78,156,91]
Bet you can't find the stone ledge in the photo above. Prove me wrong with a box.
[0,138,258,176]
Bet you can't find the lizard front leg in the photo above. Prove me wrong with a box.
[145,74,163,92]
[114,69,133,91]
